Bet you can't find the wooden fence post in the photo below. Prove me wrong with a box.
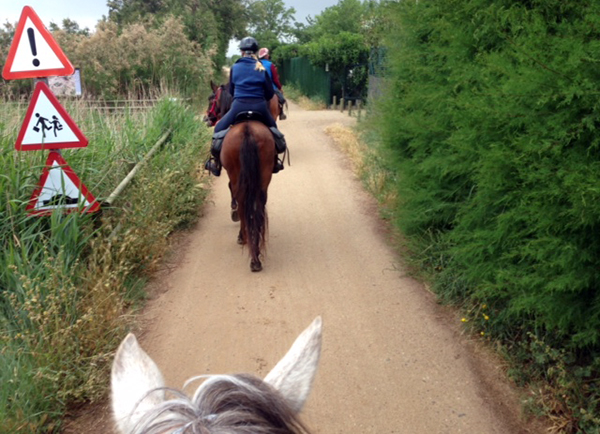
[332,95,337,110]
[340,98,345,113]
[349,100,353,116]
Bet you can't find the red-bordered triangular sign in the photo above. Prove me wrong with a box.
[2,6,74,80]
[26,151,100,215]
[15,81,88,151]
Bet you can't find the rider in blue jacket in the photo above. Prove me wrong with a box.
[205,37,286,177]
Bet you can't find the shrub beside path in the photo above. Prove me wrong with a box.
[65,102,546,433]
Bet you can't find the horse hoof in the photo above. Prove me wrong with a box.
[251,260,262,272]
[231,209,239,222]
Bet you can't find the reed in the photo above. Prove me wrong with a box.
[0,93,211,432]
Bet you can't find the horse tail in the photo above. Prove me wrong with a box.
[239,123,268,259]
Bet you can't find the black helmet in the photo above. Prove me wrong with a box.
[239,37,259,52]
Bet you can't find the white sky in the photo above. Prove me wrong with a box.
[1,1,109,31]
[1,0,341,54]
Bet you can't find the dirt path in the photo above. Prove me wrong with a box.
[67,102,545,433]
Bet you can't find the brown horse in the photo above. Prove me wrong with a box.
[269,94,286,121]
[221,118,275,272]
[204,81,233,126]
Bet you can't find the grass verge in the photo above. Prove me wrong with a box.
[282,85,328,111]
[0,95,211,432]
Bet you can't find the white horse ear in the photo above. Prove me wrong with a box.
[111,333,166,434]
[264,316,323,414]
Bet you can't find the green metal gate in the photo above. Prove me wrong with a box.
[279,57,331,104]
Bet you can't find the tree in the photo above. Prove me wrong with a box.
[106,0,247,68]
[49,18,90,36]
[295,0,374,99]
[107,0,167,26]
[245,0,296,49]
[306,0,367,39]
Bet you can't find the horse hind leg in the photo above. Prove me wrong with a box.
[231,199,239,222]
[250,257,262,272]
[229,182,240,222]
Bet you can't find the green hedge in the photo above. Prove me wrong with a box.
[373,1,600,429]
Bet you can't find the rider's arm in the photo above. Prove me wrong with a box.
[270,64,282,90]
[263,72,275,101]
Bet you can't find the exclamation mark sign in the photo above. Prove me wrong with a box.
[27,28,40,67]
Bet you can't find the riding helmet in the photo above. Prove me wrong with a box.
[239,37,259,52]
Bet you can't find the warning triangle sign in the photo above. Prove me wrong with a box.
[15,81,88,151]
[2,6,74,80]
[26,151,100,215]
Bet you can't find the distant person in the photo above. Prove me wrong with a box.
[205,37,286,176]
[258,47,287,120]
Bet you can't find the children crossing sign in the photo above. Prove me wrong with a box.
[27,151,100,215]
[15,81,88,151]
[2,6,74,80]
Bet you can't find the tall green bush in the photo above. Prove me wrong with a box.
[374,0,600,429]
[54,17,212,98]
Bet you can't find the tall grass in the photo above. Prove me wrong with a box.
[0,94,211,431]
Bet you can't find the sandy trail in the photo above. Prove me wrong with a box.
[66,102,543,433]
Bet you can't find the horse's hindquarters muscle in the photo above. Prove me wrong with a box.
[221,122,275,271]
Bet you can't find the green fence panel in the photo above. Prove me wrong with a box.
[280,57,331,104]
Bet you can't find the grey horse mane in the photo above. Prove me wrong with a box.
[129,373,310,434]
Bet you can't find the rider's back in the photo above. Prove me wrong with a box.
[231,57,270,100]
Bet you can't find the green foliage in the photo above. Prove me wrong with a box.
[304,0,367,39]
[53,17,212,98]
[246,0,297,50]
[0,23,32,98]
[107,0,247,69]
[49,18,91,36]
[0,97,210,431]
[275,0,377,100]
[305,31,368,99]
[371,0,600,429]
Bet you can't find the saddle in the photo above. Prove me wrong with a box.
[234,110,265,124]
[230,111,286,154]
[209,111,288,176]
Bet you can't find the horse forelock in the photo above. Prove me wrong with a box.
[130,374,309,434]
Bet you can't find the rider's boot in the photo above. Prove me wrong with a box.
[273,154,284,173]
[269,127,286,173]
[204,128,229,176]
[279,104,287,120]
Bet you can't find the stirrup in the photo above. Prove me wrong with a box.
[204,158,221,176]
[273,157,284,174]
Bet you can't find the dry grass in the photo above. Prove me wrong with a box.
[324,123,397,211]
[283,86,327,111]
